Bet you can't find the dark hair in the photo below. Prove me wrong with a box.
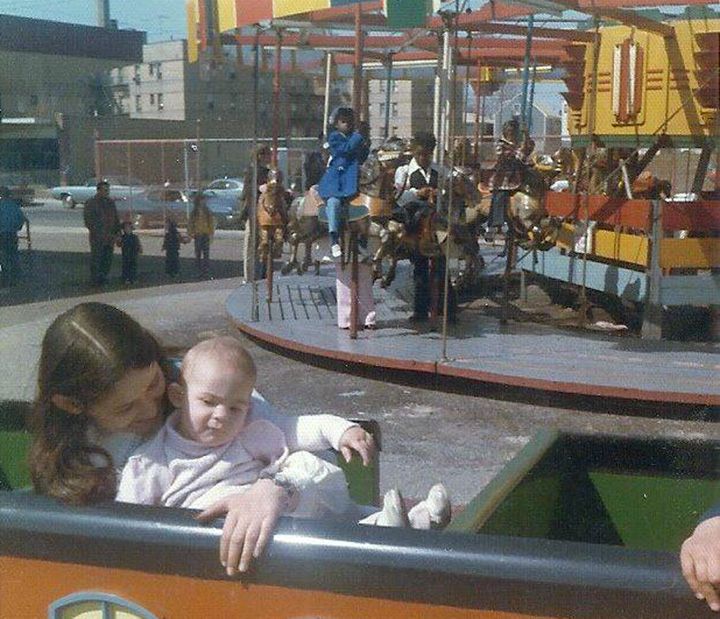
[333,107,355,125]
[29,303,163,505]
[96,180,110,190]
[412,131,437,152]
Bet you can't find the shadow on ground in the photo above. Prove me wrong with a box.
[0,249,243,307]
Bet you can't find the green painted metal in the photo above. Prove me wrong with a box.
[590,472,720,551]
[0,433,31,490]
[447,430,559,533]
[336,453,380,507]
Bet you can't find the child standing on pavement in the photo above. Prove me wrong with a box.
[162,216,186,278]
[188,194,215,279]
[119,221,141,284]
[317,107,369,259]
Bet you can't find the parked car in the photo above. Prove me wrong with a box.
[117,187,191,229]
[50,177,144,208]
[203,177,244,200]
[118,187,242,230]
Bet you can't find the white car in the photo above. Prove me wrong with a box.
[50,177,144,208]
[202,178,244,201]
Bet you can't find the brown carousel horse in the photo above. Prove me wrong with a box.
[257,170,289,273]
[281,186,323,275]
[363,140,487,291]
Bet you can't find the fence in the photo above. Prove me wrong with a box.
[95,137,320,192]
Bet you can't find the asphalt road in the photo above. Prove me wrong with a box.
[4,203,719,505]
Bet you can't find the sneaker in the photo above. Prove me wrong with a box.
[374,489,410,527]
[331,243,342,259]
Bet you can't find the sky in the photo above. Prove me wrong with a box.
[0,0,188,41]
[0,1,716,43]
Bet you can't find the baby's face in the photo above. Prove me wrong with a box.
[175,357,254,447]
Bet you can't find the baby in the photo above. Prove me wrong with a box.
[117,336,450,528]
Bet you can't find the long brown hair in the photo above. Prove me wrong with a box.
[29,303,163,505]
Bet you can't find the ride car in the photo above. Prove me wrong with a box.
[50,177,144,208]
[0,398,714,618]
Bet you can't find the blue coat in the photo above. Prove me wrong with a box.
[0,199,25,235]
[317,131,368,200]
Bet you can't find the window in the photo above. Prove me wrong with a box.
[379,81,385,93]
[156,63,162,79]
[30,94,38,106]
[392,81,399,93]
[135,95,141,111]
[391,102,398,117]
[158,93,164,110]
[133,64,141,84]
[149,63,154,76]
[379,103,385,116]
[150,93,155,105]
[49,592,158,619]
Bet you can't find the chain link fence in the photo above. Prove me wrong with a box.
[95,137,320,192]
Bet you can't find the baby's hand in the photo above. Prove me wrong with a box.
[681,516,720,612]
[338,426,376,466]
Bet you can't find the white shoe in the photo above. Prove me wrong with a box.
[407,483,451,530]
[374,489,410,527]
[331,243,342,259]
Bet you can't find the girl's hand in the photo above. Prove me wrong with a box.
[195,479,288,576]
[338,426,376,466]
[681,516,720,612]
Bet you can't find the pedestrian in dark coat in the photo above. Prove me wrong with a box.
[83,180,120,286]
[0,186,27,287]
[119,221,142,284]
[162,217,186,277]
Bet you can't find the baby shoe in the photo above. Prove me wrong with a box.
[407,483,451,530]
[374,488,410,527]
[331,243,342,259]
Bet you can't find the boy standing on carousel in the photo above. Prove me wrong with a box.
[394,131,457,323]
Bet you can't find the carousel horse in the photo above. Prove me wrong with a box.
[373,164,487,291]
[257,170,289,271]
[281,187,323,275]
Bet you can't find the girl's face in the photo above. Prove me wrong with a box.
[336,117,354,134]
[86,362,166,436]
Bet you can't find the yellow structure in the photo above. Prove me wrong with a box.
[566,18,719,147]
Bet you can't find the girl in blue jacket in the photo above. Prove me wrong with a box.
[317,107,368,258]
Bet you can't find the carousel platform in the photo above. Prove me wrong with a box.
[226,263,720,413]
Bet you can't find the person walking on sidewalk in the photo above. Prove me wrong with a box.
[83,180,120,286]
[0,186,27,287]
[188,193,215,279]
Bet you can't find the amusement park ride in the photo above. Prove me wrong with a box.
[0,1,718,617]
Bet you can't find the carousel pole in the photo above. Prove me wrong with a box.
[250,25,261,321]
[462,32,472,167]
[473,62,482,164]
[383,53,394,139]
[323,51,333,136]
[267,27,283,304]
[441,6,460,360]
[579,18,602,328]
[350,2,364,340]
[503,16,534,326]
[433,36,445,162]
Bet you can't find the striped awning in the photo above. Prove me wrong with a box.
[217,0,366,29]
